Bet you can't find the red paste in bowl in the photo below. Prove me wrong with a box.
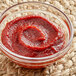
[1,15,65,57]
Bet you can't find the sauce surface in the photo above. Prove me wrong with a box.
[1,15,65,57]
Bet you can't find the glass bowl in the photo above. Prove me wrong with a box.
[0,2,73,69]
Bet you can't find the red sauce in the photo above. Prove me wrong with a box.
[1,15,65,57]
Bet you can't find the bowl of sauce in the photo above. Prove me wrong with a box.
[0,2,73,69]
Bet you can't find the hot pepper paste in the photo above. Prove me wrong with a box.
[1,15,65,57]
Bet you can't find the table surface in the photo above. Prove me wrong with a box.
[0,0,76,76]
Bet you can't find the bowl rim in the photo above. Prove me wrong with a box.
[0,1,74,61]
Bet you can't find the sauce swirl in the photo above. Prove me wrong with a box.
[1,15,65,57]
